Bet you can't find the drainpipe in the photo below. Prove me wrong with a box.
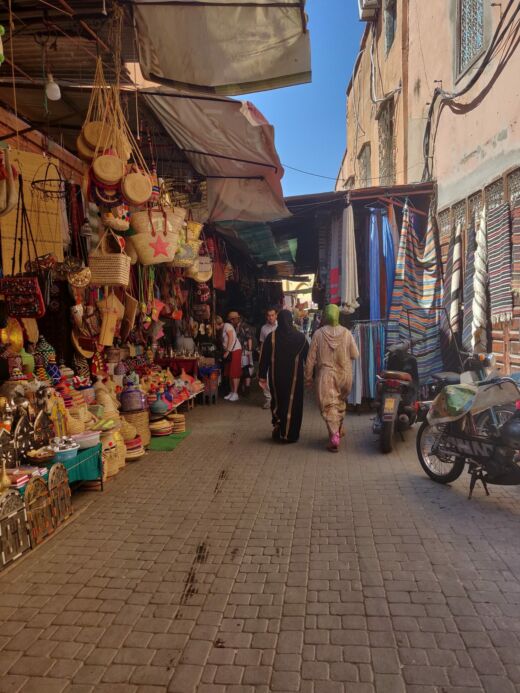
[402,0,410,184]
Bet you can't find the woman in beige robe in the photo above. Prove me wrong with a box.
[305,304,359,452]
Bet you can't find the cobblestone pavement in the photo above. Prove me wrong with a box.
[2,395,520,693]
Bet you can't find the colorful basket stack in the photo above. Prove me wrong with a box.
[120,416,146,460]
[123,410,151,447]
[149,418,173,437]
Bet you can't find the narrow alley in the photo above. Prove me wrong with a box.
[1,397,520,693]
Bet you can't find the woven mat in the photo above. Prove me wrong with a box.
[148,431,191,452]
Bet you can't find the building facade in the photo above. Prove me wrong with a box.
[338,0,520,370]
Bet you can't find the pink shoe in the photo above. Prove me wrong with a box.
[327,433,340,453]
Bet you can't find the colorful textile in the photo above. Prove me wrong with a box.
[462,219,476,350]
[472,208,488,352]
[387,205,443,383]
[487,203,513,325]
[442,220,462,336]
[369,212,381,320]
[512,204,520,297]
[349,321,387,401]
[382,212,396,318]
[340,205,359,313]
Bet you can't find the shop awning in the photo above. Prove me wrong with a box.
[144,90,290,223]
[131,0,311,96]
[216,221,296,265]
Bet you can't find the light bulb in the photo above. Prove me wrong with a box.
[45,73,61,101]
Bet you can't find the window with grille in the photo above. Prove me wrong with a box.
[377,100,395,186]
[385,0,397,54]
[357,144,372,188]
[458,0,484,74]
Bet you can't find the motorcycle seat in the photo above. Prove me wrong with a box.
[381,370,413,382]
[432,371,460,385]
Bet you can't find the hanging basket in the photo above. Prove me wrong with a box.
[122,170,153,207]
[186,254,213,283]
[88,230,131,287]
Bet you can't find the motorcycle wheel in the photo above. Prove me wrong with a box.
[416,421,465,483]
[380,420,394,454]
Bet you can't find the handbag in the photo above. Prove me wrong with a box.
[0,177,46,319]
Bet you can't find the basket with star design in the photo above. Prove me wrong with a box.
[130,207,185,265]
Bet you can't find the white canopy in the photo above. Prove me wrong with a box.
[131,0,311,95]
[144,90,290,222]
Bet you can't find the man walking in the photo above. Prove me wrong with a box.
[258,307,278,409]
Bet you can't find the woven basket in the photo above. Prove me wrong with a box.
[65,411,85,436]
[89,230,131,287]
[76,133,95,162]
[123,410,151,447]
[186,255,213,282]
[92,154,125,186]
[172,240,197,268]
[187,219,204,241]
[122,171,153,207]
[104,447,119,478]
[120,417,137,442]
[130,208,183,266]
[83,120,104,149]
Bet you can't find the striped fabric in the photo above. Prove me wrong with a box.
[472,208,488,352]
[487,203,512,325]
[369,212,381,320]
[442,220,462,336]
[512,204,520,297]
[487,203,513,325]
[387,205,443,383]
[462,219,476,351]
[382,212,396,318]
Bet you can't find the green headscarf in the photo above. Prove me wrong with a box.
[323,304,340,327]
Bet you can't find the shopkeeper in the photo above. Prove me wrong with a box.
[215,316,242,402]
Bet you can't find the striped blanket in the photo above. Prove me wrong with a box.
[487,203,512,325]
[471,208,488,352]
[387,205,443,383]
[511,204,520,297]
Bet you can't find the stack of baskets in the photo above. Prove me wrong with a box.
[123,410,151,448]
[149,418,173,437]
[120,417,145,460]
[169,413,186,434]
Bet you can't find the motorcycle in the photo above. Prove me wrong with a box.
[373,337,427,453]
[417,364,520,498]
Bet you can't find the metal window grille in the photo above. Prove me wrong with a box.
[459,0,484,73]
[385,0,397,54]
[484,179,504,210]
[469,191,483,219]
[452,200,467,229]
[508,168,520,204]
[358,144,372,188]
[438,209,452,247]
[378,100,395,187]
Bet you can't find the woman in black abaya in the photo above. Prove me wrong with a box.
[258,310,309,443]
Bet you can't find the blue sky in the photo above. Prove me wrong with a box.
[247,0,363,198]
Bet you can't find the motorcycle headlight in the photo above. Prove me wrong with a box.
[484,353,496,369]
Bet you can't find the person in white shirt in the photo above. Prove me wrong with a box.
[258,307,278,409]
[216,315,242,402]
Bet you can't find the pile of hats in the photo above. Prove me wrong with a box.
[149,418,173,437]
[169,413,186,434]
[120,416,146,460]
[125,435,146,460]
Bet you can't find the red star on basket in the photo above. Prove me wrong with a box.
[149,235,170,258]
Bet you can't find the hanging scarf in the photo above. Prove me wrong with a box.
[472,207,488,352]
[512,204,520,297]
[381,212,396,318]
[487,202,513,325]
[369,212,380,320]
[341,205,359,313]
[462,218,476,351]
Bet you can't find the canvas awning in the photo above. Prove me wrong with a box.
[144,90,290,223]
[131,0,311,96]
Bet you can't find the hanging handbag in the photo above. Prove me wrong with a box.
[88,229,131,287]
[212,239,226,291]
[130,205,184,265]
[0,177,46,319]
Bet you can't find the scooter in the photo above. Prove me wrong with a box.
[417,359,520,498]
[373,337,425,453]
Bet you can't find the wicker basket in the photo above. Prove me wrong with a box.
[130,208,183,266]
[123,410,151,447]
[120,417,137,442]
[186,255,213,282]
[65,411,85,436]
[89,230,131,287]
[187,219,204,241]
[103,447,119,478]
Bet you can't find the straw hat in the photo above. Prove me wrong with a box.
[71,330,95,359]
